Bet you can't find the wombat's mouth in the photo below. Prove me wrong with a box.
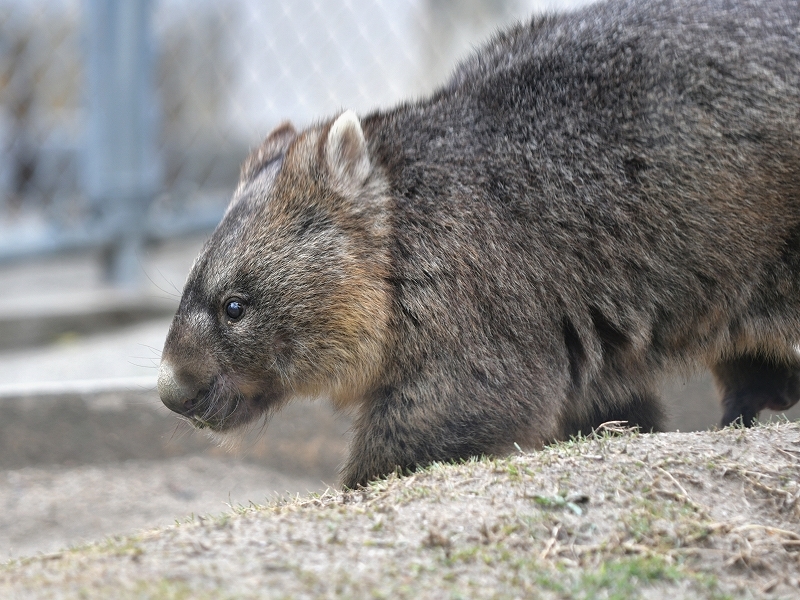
[177,376,284,432]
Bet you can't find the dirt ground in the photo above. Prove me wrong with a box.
[2,421,798,599]
[0,392,351,560]
[0,456,325,560]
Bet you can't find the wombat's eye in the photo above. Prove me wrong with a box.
[225,298,245,320]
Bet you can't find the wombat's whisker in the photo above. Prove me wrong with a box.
[170,421,204,441]
[142,268,180,299]
[138,344,163,356]
[174,417,199,434]
[127,359,159,369]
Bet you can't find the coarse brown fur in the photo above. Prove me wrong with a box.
[159,0,800,488]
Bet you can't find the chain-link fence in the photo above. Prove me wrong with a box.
[0,0,590,284]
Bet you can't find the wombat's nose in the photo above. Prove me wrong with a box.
[157,361,200,415]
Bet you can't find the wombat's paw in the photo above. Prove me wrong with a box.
[765,369,800,412]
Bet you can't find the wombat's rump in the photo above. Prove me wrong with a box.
[158,0,800,487]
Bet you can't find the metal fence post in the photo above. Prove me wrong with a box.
[84,0,160,287]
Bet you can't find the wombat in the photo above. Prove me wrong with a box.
[158,0,800,488]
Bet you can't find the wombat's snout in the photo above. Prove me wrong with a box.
[158,361,202,415]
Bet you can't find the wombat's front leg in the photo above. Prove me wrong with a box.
[711,355,800,427]
[341,385,534,489]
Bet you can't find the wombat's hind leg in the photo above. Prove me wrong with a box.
[711,355,800,428]
[606,392,665,433]
[561,389,665,438]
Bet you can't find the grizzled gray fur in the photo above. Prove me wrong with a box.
[159,0,800,488]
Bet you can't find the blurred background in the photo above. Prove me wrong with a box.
[0,0,797,559]
[0,0,595,281]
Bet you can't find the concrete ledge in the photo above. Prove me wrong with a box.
[0,383,351,482]
[0,293,177,351]
[0,376,158,399]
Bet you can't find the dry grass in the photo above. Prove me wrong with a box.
[2,421,799,599]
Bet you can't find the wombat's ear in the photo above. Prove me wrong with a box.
[241,121,297,180]
[325,110,371,190]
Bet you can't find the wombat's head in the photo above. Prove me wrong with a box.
[158,111,392,431]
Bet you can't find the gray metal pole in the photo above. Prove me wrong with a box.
[84,0,160,287]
